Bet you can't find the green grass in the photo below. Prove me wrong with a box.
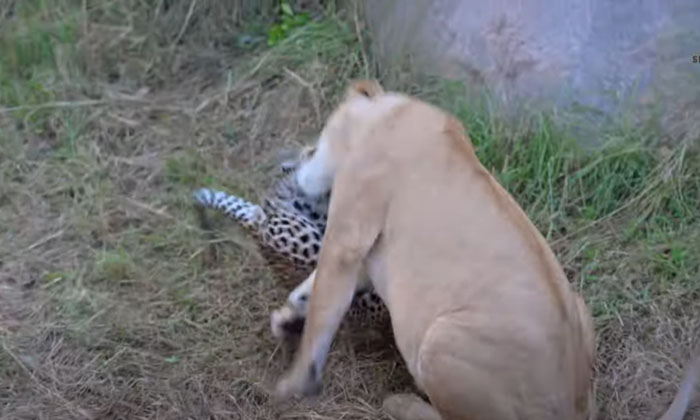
[0,1,82,131]
[94,249,137,282]
[436,85,698,226]
[0,2,698,420]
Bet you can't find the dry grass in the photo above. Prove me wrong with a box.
[1,1,699,419]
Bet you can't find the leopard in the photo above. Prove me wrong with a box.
[192,148,389,337]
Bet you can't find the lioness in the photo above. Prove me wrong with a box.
[273,80,700,420]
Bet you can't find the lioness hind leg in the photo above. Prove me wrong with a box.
[383,393,442,420]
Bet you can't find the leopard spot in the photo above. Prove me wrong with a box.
[300,234,309,243]
[312,244,320,255]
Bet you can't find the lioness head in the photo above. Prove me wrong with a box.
[280,144,318,174]
[295,79,384,197]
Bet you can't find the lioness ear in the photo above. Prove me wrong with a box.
[345,79,383,100]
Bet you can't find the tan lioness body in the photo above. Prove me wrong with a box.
[274,80,700,420]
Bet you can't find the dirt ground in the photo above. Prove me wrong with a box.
[1,2,699,419]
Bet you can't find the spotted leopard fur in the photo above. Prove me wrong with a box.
[193,159,388,333]
[193,175,325,286]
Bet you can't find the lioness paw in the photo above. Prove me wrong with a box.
[274,364,322,402]
[382,393,442,420]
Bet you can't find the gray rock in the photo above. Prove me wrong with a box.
[364,0,700,144]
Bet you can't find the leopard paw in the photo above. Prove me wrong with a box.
[270,305,305,339]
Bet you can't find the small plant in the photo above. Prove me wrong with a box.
[95,249,136,282]
[267,1,312,46]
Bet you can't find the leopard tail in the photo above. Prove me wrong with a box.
[193,188,267,231]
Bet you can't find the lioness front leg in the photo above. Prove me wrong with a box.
[274,164,386,400]
[274,243,366,398]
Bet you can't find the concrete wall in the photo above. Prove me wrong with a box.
[364,0,700,143]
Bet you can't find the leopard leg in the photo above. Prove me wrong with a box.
[271,270,316,339]
[271,272,389,340]
[347,288,390,329]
